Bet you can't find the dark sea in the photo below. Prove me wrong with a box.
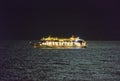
[0,40,120,81]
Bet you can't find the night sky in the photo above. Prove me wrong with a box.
[0,0,120,40]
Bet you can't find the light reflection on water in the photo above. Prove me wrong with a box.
[0,40,120,81]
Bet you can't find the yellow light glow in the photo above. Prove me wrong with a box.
[38,36,87,48]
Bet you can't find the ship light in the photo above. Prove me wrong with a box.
[74,39,78,42]
[42,42,45,45]
[74,42,81,46]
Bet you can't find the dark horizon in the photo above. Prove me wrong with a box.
[0,0,120,40]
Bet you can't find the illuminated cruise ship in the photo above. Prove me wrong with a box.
[33,36,87,48]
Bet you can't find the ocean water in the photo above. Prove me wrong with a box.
[0,40,120,81]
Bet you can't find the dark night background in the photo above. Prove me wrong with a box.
[0,0,120,40]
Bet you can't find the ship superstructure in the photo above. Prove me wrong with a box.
[33,36,87,48]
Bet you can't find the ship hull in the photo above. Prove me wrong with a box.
[32,36,87,49]
[33,43,87,49]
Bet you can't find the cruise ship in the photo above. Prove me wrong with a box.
[33,36,87,48]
